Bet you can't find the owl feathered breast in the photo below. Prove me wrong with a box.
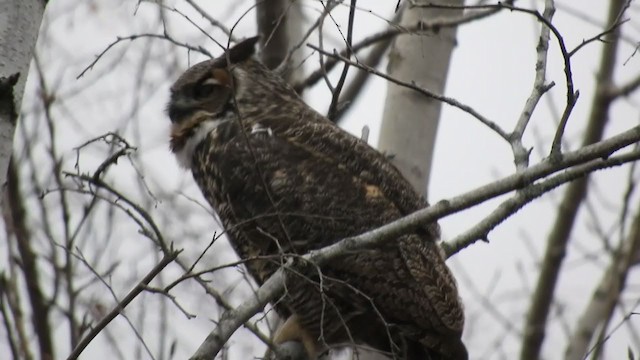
[167,38,466,359]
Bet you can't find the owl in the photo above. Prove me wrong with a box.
[167,37,467,360]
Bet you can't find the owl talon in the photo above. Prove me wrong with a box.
[273,341,309,360]
[273,315,317,360]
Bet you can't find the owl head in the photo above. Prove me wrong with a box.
[167,37,300,168]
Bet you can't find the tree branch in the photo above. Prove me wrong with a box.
[510,0,556,170]
[565,204,640,360]
[66,251,180,360]
[256,0,291,71]
[5,159,54,359]
[520,1,629,358]
[294,0,514,93]
[326,0,357,120]
[190,123,640,360]
[444,149,640,255]
[77,33,212,80]
[309,44,510,141]
[0,0,44,195]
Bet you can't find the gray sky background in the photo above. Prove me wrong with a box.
[6,0,640,359]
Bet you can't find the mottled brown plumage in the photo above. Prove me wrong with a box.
[167,37,467,360]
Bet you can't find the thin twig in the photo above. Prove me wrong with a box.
[331,7,402,123]
[509,0,556,170]
[444,149,640,255]
[183,0,235,40]
[33,54,81,347]
[0,280,21,360]
[409,1,579,157]
[567,204,640,359]
[66,252,180,360]
[77,34,212,79]
[520,1,630,357]
[63,172,278,352]
[295,1,514,92]
[568,19,628,57]
[309,44,510,141]
[189,123,640,360]
[551,0,632,155]
[141,285,196,319]
[609,73,640,99]
[326,0,357,120]
[278,0,340,79]
[5,160,54,360]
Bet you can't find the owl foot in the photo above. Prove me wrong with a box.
[273,314,317,360]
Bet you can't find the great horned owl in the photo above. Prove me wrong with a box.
[167,37,467,360]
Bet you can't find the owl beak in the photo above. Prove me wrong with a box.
[167,95,192,124]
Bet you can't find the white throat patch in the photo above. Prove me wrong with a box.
[250,123,273,136]
[174,119,225,170]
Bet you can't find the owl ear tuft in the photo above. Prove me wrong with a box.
[226,36,260,64]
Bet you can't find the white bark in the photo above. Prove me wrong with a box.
[256,0,305,84]
[564,208,640,360]
[283,0,305,85]
[378,0,464,197]
[0,0,44,187]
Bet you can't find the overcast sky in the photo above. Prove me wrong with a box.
[9,0,640,359]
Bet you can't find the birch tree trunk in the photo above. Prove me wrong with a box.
[256,0,305,84]
[356,2,464,359]
[0,0,44,191]
[520,1,627,358]
[378,0,464,197]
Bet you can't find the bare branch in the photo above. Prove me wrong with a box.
[510,0,556,170]
[63,172,172,254]
[408,0,581,157]
[140,285,196,320]
[551,0,632,155]
[183,0,235,40]
[326,0,358,120]
[0,278,21,360]
[568,19,627,58]
[520,1,629,358]
[1,266,33,360]
[565,205,640,360]
[189,263,286,360]
[331,8,402,124]
[295,0,515,92]
[190,123,640,360]
[5,160,54,360]
[609,73,640,99]
[256,0,292,70]
[278,0,340,82]
[309,44,510,141]
[0,73,20,189]
[66,251,180,360]
[62,163,280,354]
[77,33,212,80]
[173,256,280,354]
[444,149,640,255]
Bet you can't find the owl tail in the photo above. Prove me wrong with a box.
[415,337,468,360]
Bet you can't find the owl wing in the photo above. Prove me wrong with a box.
[277,114,465,332]
[195,111,463,336]
[260,110,439,237]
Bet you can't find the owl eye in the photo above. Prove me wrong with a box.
[194,84,215,99]
[194,78,221,99]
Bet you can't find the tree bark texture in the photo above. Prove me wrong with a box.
[0,0,44,190]
[520,0,626,358]
[256,0,305,84]
[378,0,464,198]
